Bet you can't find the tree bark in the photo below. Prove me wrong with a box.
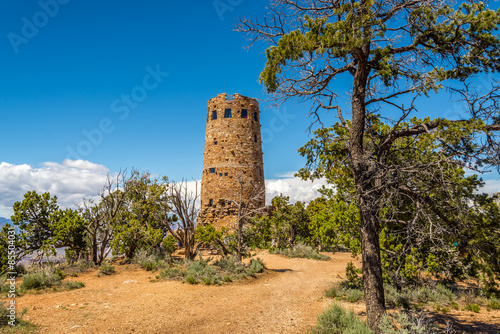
[349,40,386,331]
[359,201,385,330]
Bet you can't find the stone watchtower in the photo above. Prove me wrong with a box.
[199,93,265,229]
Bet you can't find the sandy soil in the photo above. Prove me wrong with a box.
[6,252,500,334]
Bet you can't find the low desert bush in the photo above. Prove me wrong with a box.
[487,298,500,310]
[246,258,266,275]
[21,268,60,290]
[184,274,198,285]
[132,249,170,272]
[161,255,265,285]
[384,285,411,309]
[464,303,481,313]
[345,289,365,303]
[61,281,85,290]
[378,310,455,334]
[99,262,115,275]
[272,244,330,261]
[311,303,372,334]
[19,266,84,293]
[325,285,338,299]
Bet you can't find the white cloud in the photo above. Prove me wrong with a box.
[0,160,110,218]
[0,162,328,219]
[265,176,329,204]
[479,179,500,194]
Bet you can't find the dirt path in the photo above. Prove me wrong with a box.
[15,252,360,334]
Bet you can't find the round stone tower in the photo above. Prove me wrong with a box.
[199,93,265,229]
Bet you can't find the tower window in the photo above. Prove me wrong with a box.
[224,109,232,118]
[254,135,258,143]
[254,112,258,121]
[212,110,217,120]
[214,140,218,145]
[219,173,223,176]
[241,109,247,118]
[210,168,215,173]
[209,199,213,206]
[224,172,228,176]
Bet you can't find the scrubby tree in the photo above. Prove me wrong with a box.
[306,196,360,251]
[83,171,130,264]
[110,171,167,259]
[268,195,310,249]
[51,208,88,263]
[10,191,89,264]
[238,0,500,329]
[11,191,59,262]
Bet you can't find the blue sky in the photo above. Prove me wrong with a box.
[0,0,499,217]
[1,0,308,178]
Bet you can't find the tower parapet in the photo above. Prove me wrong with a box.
[199,93,265,229]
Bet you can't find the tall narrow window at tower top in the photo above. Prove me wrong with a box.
[253,112,258,121]
[212,110,217,120]
[224,109,232,118]
[241,109,248,118]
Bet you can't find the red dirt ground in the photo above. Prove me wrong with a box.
[5,251,500,333]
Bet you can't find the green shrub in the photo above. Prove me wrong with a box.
[345,289,364,303]
[99,262,115,275]
[55,268,66,280]
[76,258,95,273]
[384,285,411,309]
[20,270,61,290]
[201,277,212,285]
[273,243,331,261]
[0,301,9,327]
[487,298,500,310]
[414,286,437,304]
[160,256,266,285]
[246,258,265,275]
[325,285,338,299]
[62,281,85,290]
[132,248,171,272]
[160,267,183,279]
[378,311,444,334]
[0,277,9,294]
[163,235,177,255]
[450,301,459,310]
[435,284,455,302]
[185,274,198,285]
[214,255,240,272]
[14,265,26,276]
[311,303,372,334]
[345,262,362,288]
[464,303,481,313]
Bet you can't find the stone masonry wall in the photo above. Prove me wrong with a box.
[199,93,265,229]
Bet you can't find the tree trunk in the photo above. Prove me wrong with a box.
[349,43,386,331]
[359,202,385,330]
